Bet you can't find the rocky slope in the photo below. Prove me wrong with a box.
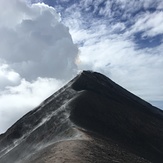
[0,71,163,163]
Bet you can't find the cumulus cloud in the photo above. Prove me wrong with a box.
[0,1,78,81]
[0,64,21,90]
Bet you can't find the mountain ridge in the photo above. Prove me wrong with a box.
[0,70,163,163]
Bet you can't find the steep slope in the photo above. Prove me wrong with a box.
[0,71,163,163]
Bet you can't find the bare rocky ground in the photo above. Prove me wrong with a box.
[24,130,150,163]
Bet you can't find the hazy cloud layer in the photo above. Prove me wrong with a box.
[0,78,63,133]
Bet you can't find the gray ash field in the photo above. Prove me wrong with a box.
[0,71,163,163]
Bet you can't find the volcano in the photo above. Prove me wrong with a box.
[0,71,163,163]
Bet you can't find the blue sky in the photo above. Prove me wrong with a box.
[42,0,163,102]
[0,0,162,133]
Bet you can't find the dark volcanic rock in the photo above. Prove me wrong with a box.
[0,71,163,163]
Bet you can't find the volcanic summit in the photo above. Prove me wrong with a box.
[0,71,163,163]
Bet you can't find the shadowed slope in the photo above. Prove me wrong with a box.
[0,71,163,163]
[71,72,163,162]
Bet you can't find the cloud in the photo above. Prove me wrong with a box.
[0,64,21,90]
[96,0,163,18]
[131,11,163,37]
[56,0,163,107]
[0,1,78,81]
[0,78,63,133]
[77,33,163,102]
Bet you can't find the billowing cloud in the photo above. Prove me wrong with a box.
[0,1,78,81]
[0,64,21,90]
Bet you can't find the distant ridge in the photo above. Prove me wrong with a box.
[0,71,163,163]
